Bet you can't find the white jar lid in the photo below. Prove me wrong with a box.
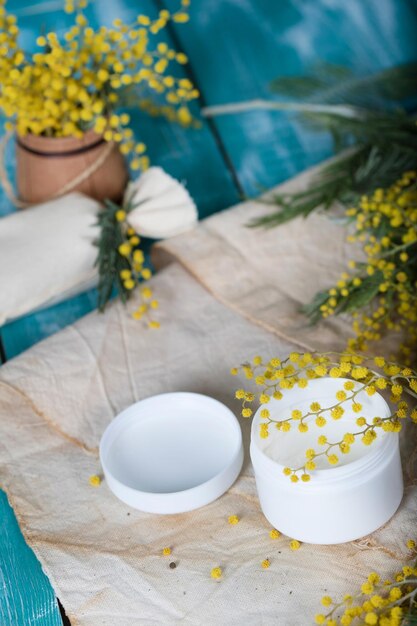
[100,392,244,514]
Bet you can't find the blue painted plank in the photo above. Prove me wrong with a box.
[1,287,98,359]
[170,0,417,196]
[0,491,62,626]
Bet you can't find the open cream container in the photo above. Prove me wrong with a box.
[100,392,243,514]
[250,378,403,544]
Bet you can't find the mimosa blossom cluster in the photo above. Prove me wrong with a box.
[307,173,417,364]
[96,197,159,327]
[0,0,198,170]
[115,208,159,327]
[315,541,417,625]
[232,352,417,482]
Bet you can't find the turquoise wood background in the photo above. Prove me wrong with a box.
[0,0,416,623]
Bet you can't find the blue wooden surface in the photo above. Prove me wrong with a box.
[0,491,63,626]
[1,1,417,624]
[176,0,417,196]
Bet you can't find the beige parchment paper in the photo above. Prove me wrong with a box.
[0,163,416,625]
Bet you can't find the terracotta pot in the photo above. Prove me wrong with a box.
[16,130,129,205]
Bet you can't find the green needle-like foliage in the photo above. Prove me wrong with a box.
[95,199,132,312]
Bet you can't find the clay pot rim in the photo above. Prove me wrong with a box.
[17,128,103,152]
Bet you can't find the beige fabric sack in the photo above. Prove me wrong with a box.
[0,192,100,325]
[0,167,198,326]
[0,162,415,625]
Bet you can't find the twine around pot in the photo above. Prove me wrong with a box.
[0,131,114,208]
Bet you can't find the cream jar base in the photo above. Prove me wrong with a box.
[250,378,404,544]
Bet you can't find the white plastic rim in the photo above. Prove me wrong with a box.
[250,378,404,544]
[100,392,244,514]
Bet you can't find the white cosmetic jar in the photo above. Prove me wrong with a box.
[250,378,403,544]
[100,392,243,514]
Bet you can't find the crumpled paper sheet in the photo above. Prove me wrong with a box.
[0,164,416,626]
[153,159,402,357]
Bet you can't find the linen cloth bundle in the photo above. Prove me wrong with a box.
[0,192,99,325]
[0,163,416,625]
[0,167,197,325]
